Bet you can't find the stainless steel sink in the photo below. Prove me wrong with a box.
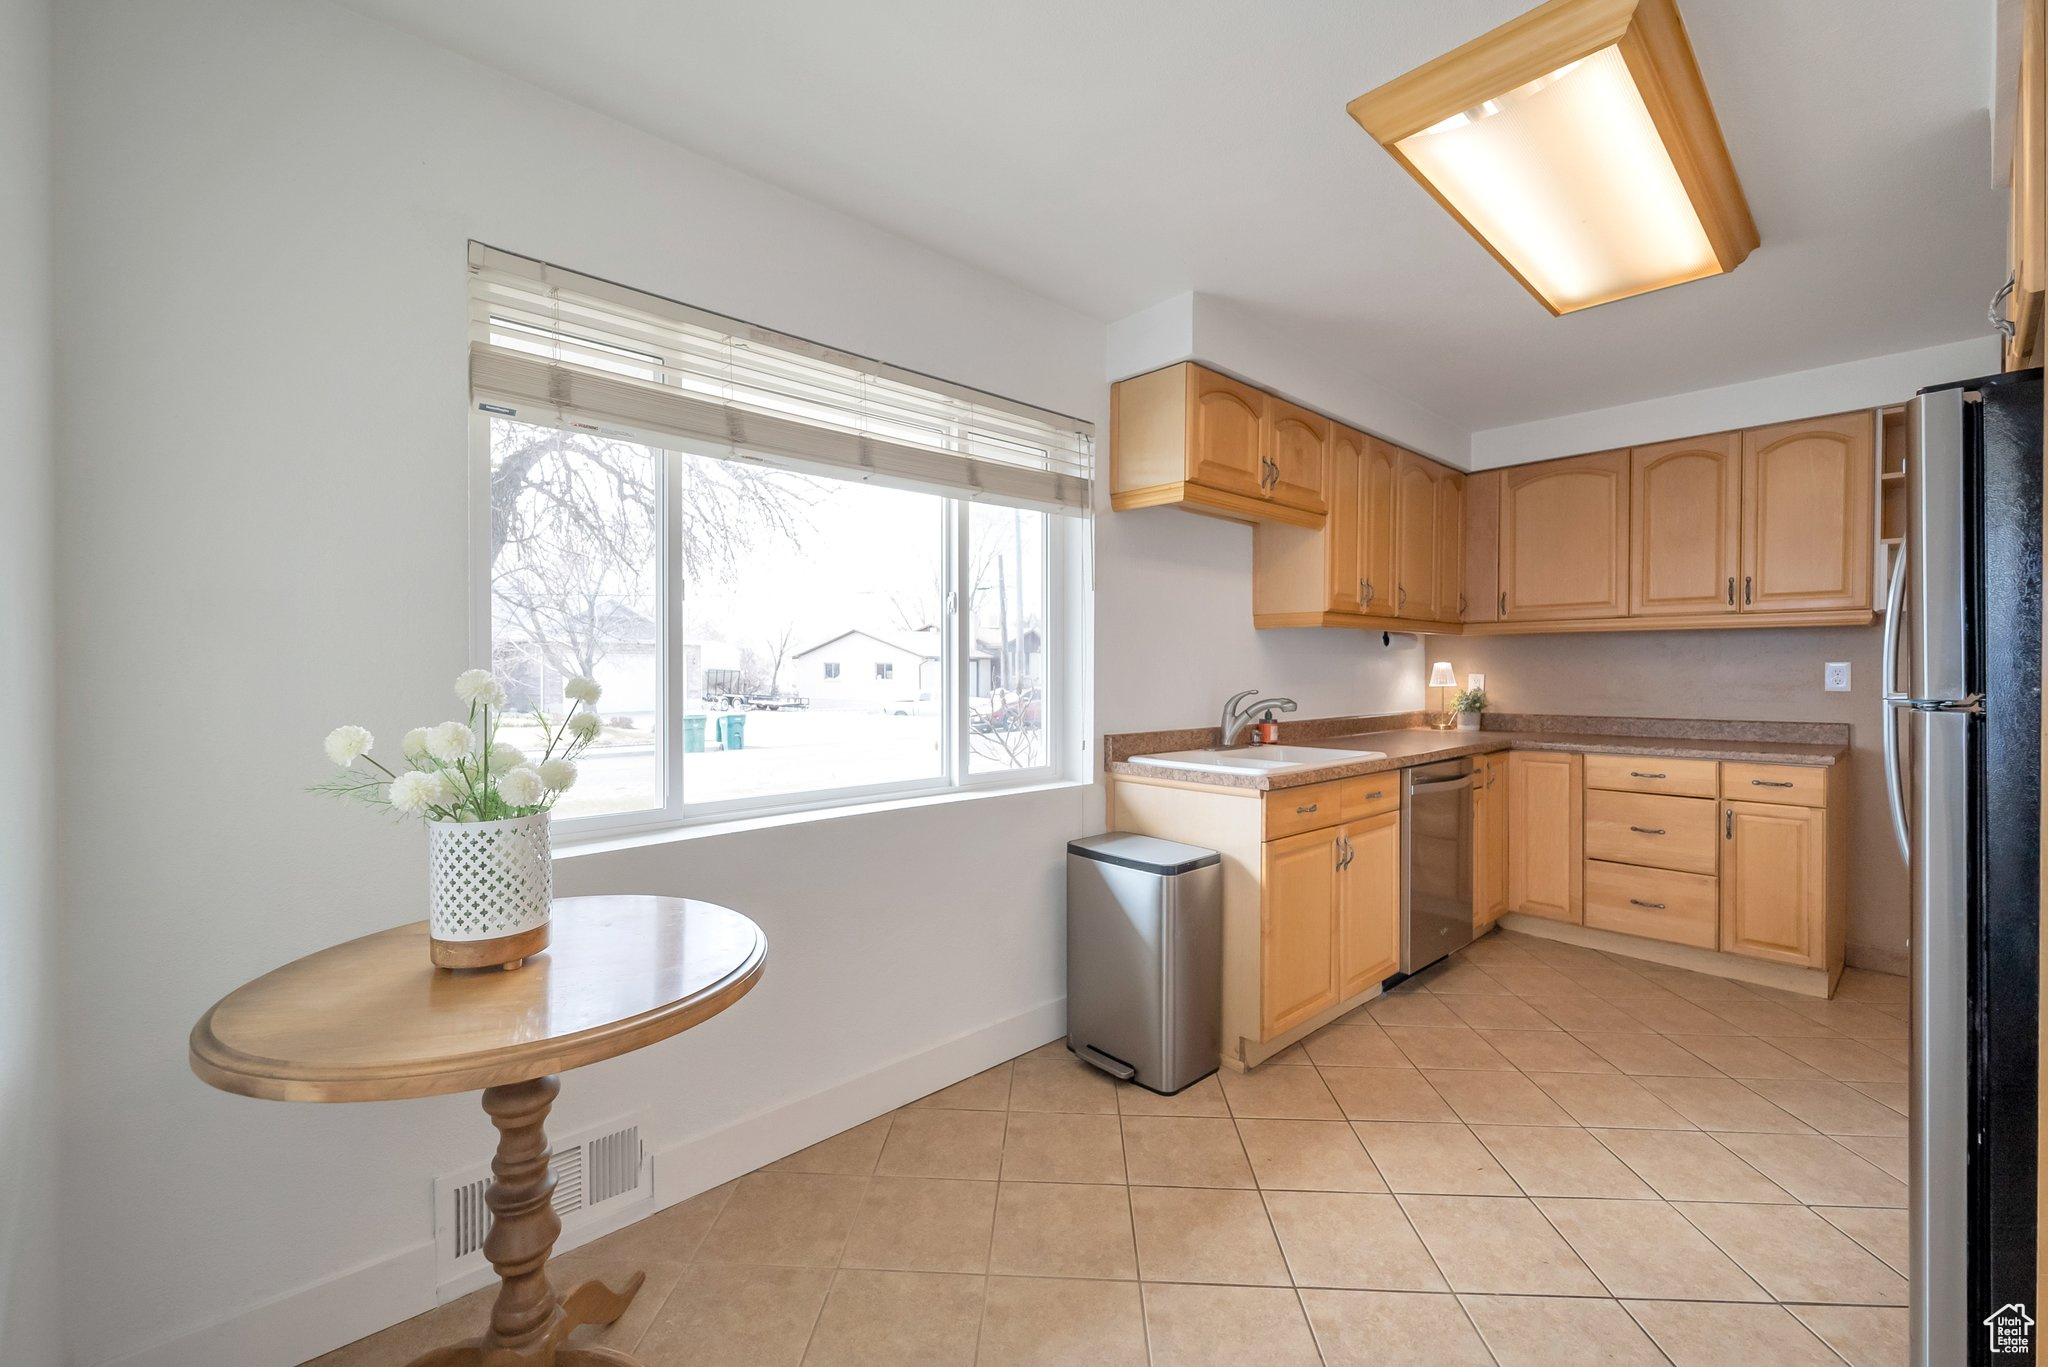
[1130,745,1383,775]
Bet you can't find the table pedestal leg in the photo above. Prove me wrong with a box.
[401,1076,647,1367]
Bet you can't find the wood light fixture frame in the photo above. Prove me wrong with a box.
[1346,0,1759,315]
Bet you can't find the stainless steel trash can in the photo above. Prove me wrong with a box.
[1066,832,1223,1095]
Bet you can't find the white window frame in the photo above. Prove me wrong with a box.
[468,410,1074,840]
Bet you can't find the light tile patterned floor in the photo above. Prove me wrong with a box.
[311,928,1912,1366]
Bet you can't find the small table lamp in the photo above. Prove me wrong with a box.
[1428,661,1458,730]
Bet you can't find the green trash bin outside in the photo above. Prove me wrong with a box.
[721,713,746,751]
[683,714,707,753]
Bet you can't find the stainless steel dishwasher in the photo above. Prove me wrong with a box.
[1402,757,1477,973]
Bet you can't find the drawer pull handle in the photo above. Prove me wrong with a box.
[1628,898,1668,910]
[1365,791,1384,801]
[1296,803,1319,814]
[1629,771,1666,779]
[1750,779,1795,788]
[1628,826,1667,836]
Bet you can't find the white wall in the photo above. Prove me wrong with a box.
[1,0,59,1361]
[1102,289,1467,465]
[1470,335,2004,466]
[51,3,1419,1364]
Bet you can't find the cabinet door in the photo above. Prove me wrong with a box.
[1507,751,1583,923]
[1187,366,1267,498]
[1479,754,1510,924]
[1263,396,1329,517]
[1499,450,1630,620]
[1393,448,1444,620]
[1631,432,1741,617]
[1337,810,1402,997]
[1740,413,1874,613]
[1436,469,1466,622]
[1325,425,1365,614]
[1260,828,1341,1038]
[1720,801,1827,966]
[1360,436,1399,614]
[1463,470,1502,623]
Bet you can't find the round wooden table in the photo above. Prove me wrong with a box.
[190,895,766,1367]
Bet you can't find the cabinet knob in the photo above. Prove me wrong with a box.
[1628,898,1668,910]
[1296,803,1319,814]
[1628,826,1667,836]
[1750,779,1795,788]
[1725,809,1734,838]
[1744,575,1753,605]
[1727,576,1735,606]
[1629,771,1666,779]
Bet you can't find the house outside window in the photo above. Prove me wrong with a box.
[469,244,1092,834]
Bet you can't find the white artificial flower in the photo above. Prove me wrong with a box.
[323,725,373,768]
[537,758,578,791]
[565,712,601,742]
[498,765,547,808]
[388,769,450,816]
[487,742,527,773]
[425,721,476,762]
[564,675,602,705]
[454,669,508,710]
[400,727,431,761]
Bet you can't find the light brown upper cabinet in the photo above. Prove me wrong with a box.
[1740,413,1874,614]
[1262,395,1330,520]
[1631,432,1741,617]
[1361,436,1399,616]
[1498,450,1630,621]
[1251,425,1413,627]
[1110,363,1326,530]
[1462,470,1501,624]
[1394,448,1462,621]
[1435,467,1466,623]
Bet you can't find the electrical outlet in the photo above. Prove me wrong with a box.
[1824,662,1851,692]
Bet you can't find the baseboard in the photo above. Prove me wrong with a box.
[99,996,1066,1367]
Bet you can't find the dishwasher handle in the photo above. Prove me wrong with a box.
[1409,775,1475,795]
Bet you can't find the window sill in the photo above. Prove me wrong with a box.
[553,775,1096,861]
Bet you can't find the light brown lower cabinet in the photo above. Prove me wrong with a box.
[1337,810,1403,997]
[1720,800,1829,967]
[1109,773,1404,1068]
[1473,752,1510,927]
[1260,826,1343,1037]
[1505,754,1845,994]
[1507,751,1583,923]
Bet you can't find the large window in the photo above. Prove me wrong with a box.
[469,246,1089,832]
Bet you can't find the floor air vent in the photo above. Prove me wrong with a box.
[433,1114,650,1294]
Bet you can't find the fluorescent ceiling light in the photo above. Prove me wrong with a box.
[1348,0,1757,315]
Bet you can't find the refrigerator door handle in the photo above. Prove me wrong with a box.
[1881,549,1910,859]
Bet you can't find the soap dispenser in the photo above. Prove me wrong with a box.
[1254,709,1281,746]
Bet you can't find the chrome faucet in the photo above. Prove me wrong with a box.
[1220,690,1298,747]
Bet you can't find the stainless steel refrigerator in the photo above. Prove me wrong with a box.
[1893,367,2042,1366]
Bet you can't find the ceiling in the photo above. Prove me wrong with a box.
[335,0,2006,432]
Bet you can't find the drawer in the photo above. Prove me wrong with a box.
[1720,762,1827,807]
[1341,775,1401,822]
[1584,790,1719,875]
[1266,781,1346,838]
[1265,775,1400,838]
[1584,860,1719,949]
[1584,754,1718,799]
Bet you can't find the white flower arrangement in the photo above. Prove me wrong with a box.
[314,672,604,822]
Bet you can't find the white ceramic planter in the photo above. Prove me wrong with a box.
[1456,712,1482,731]
[426,811,552,968]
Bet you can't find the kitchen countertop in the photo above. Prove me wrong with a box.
[1105,721,1847,792]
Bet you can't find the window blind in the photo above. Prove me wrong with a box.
[467,244,1095,514]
